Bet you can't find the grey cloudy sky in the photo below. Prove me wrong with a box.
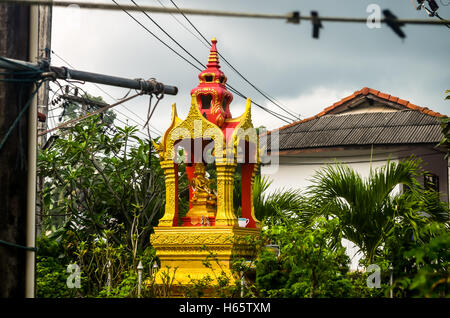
[51,0,450,135]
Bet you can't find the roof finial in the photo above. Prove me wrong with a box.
[207,37,220,68]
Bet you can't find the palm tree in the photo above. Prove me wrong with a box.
[306,159,445,264]
[252,175,308,224]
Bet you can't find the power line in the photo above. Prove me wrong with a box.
[0,81,44,152]
[225,84,292,123]
[130,0,296,123]
[111,0,203,72]
[275,150,445,166]
[4,0,450,25]
[415,0,450,29]
[130,0,206,70]
[154,0,210,49]
[167,0,210,47]
[50,50,162,134]
[38,92,143,136]
[167,0,300,121]
[114,0,293,124]
[47,85,161,136]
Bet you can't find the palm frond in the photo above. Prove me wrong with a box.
[306,159,426,263]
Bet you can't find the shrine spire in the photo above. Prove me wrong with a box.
[191,37,233,127]
[207,38,220,69]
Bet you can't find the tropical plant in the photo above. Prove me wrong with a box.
[254,217,371,298]
[438,89,450,157]
[252,175,308,224]
[388,221,449,297]
[307,159,447,264]
[38,115,165,256]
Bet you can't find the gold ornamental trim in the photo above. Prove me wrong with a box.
[151,226,260,246]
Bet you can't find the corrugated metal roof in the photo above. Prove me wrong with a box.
[292,118,317,132]
[268,110,443,151]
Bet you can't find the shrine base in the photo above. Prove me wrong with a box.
[150,226,260,297]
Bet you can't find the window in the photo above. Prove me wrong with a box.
[204,75,213,82]
[200,94,212,109]
[424,173,439,192]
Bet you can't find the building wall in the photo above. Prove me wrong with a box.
[417,148,449,202]
[260,145,448,269]
[261,149,399,194]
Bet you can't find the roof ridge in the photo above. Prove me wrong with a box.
[273,87,446,134]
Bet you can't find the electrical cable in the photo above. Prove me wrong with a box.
[131,0,206,70]
[50,50,162,134]
[0,81,43,152]
[168,0,300,121]
[416,1,450,29]
[0,55,42,72]
[0,239,37,252]
[154,0,210,49]
[112,0,203,73]
[117,0,296,124]
[3,0,450,26]
[225,83,292,123]
[38,92,143,136]
[268,150,446,165]
[434,12,450,29]
[167,0,210,47]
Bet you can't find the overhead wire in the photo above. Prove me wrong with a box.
[130,0,206,70]
[167,0,300,121]
[38,92,143,136]
[276,150,446,165]
[415,0,450,29]
[0,81,44,152]
[124,0,294,124]
[112,0,203,73]
[434,12,450,29]
[154,0,210,49]
[4,0,450,25]
[167,0,210,47]
[50,50,162,135]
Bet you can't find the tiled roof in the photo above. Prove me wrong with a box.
[274,87,445,134]
[266,88,446,151]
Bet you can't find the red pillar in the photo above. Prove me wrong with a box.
[173,163,179,226]
[241,163,256,228]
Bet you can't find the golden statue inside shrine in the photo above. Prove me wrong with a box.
[186,163,216,226]
[150,38,262,293]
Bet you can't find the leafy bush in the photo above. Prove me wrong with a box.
[393,222,449,297]
[36,236,77,298]
[256,217,358,297]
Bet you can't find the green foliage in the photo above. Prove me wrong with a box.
[38,115,165,255]
[391,222,450,297]
[255,217,357,297]
[59,92,116,127]
[36,236,76,298]
[307,159,446,263]
[98,270,138,298]
[36,114,449,298]
[438,89,450,157]
[252,175,309,225]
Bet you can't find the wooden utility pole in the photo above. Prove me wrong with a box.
[0,3,32,297]
[36,3,52,238]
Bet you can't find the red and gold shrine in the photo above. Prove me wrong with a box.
[150,38,262,290]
